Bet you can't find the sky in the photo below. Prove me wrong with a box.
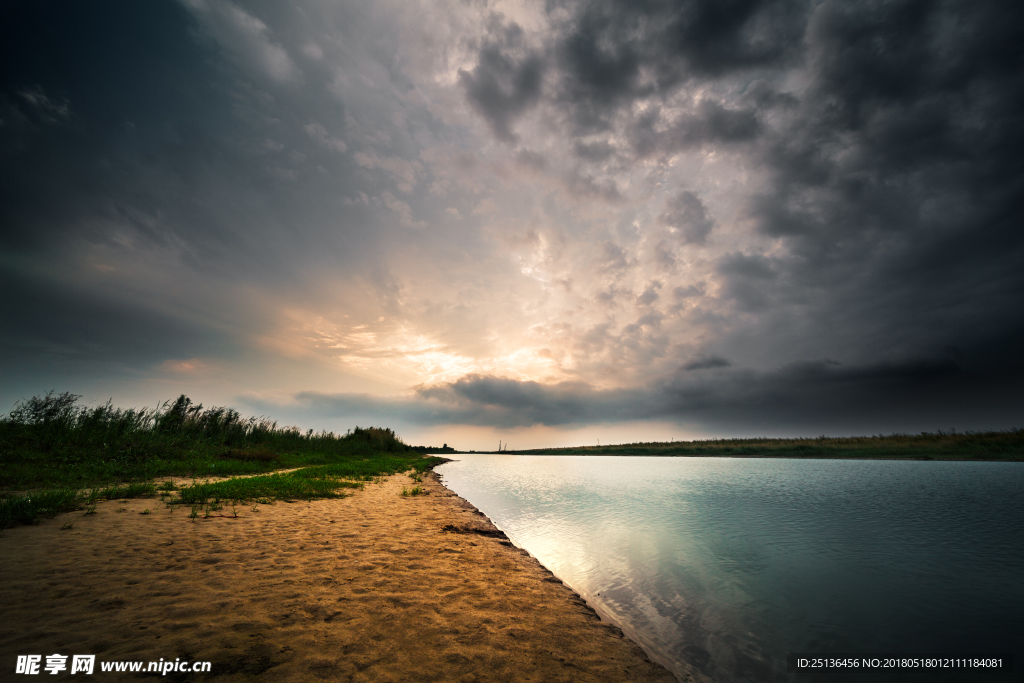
[1,0,1022,450]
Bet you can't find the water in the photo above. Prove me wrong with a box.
[435,456,1024,682]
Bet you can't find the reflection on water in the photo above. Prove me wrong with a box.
[436,456,1024,682]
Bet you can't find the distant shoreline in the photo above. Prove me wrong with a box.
[454,451,1023,461]
[449,429,1024,461]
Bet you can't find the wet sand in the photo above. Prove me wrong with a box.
[0,470,678,681]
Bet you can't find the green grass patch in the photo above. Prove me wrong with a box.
[292,455,446,481]
[85,483,157,503]
[0,482,160,529]
[410,456,447,473]
[175,472,362,506]
[1,488,82,528]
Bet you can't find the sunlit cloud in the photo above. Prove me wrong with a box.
[300,316,562,387]
[160,358,211,374]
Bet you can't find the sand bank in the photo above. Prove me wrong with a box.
[1,470,678,681]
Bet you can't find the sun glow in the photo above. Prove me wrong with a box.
[303,318,562,387]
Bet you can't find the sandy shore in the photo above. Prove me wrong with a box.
[0,470,678,682]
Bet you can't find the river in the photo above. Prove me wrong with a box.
[435,455,1023,682]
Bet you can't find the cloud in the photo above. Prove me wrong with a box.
[514,148,546,170]
[377,191,424,229]
[18,86,71,122]
[354,152,422,193]
[627,100,762,159]
[304,122,347,153]
[636,281,661,306]
[683,356,730,371]
[160,358,211,373]
[180,0,298,83]
[545,0,805,133]
[716,252,778,312]
[271,351,1024,432]
[301,42,323,61]
[458,19,544,143]
[598,241,632,272]
[658,190,715,244]
[285,377,646,428]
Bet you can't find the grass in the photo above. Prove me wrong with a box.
[85,483,157,503]
[0,481,158,529]
[174,473,362,506]
[291,456,439,482]
[0,391,423,489]
[0,392,447,528]
[0,488,82,528]
[511,430,1024,460]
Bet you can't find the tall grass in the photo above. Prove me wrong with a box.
[0,392,416,488]
[0,392,444,528]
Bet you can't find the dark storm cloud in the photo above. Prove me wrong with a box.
[457,0,788,142]
[454,0,1024,287]
[445,0,1024,432]
[683,356,730,371]
[550,0,806,130]
[625,100,761,159]
[0,2,262,397]
[1,2,243,255]
[419,375,621,426]
[658,190,714,244]
[458,19,544,142]
[715,252,779,312]
[283,378,650,429]
[0,0,422,270]
[751,0,1024,245]
[238,381,629,431]
[735,0,1024,387]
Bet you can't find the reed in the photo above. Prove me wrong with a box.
[0,392,446,528]
[1,392,420,489]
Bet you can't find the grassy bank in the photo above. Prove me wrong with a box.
[0,392,445,528]
[510,430,1024,460]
